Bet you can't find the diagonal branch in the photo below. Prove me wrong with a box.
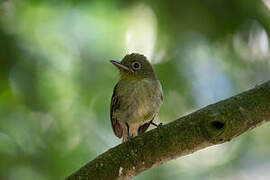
[66,81,270,180]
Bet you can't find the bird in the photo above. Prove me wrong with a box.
[110,53,163,142]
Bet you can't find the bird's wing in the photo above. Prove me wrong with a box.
[110,83,123,138]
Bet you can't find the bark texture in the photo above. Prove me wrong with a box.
[66,81,270,180]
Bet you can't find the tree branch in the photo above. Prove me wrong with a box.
[66,81,270,180]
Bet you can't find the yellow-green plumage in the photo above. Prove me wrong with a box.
[110,53,163,142]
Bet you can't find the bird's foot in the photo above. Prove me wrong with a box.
[151,122,163,128]
[127,135,132,141]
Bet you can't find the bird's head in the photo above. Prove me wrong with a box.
[110,53,156,80]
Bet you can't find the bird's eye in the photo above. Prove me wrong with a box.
[132,62,141,70]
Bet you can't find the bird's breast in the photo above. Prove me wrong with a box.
[117,79,162,123]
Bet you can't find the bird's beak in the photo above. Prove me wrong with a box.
[110,60,130,71]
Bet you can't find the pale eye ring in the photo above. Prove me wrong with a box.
[132,62,141,70]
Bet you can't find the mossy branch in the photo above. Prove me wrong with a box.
[66,81,270,180]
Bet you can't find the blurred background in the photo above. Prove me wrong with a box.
[0,0,270,179]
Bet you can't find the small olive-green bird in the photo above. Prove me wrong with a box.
[110,53,163,142]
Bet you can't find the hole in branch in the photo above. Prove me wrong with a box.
[211,121,225,130]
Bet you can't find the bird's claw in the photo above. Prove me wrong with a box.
[158,123,163,128]
[127,135,132,141]
[151,121,163,128]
